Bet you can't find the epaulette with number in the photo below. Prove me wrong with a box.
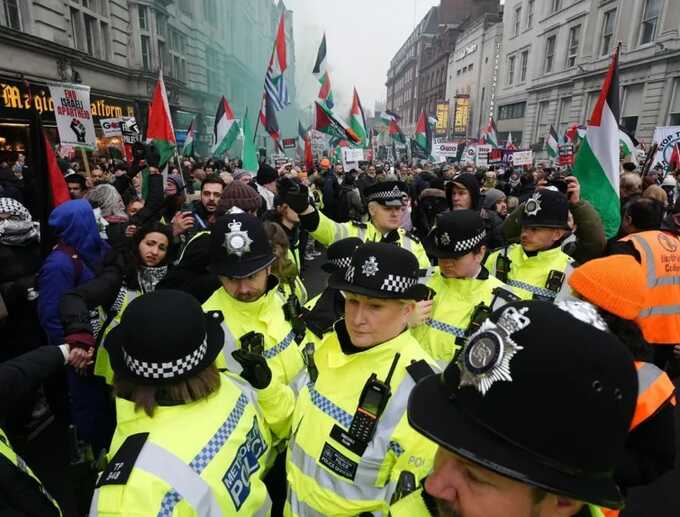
[351,221,368,229]
[404,230,421,244]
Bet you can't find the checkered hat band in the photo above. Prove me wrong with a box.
[366,187,405,203]
[452,229,487,253]
[123,340,208,379]
[330,257,352,269]
[381,274,417,293]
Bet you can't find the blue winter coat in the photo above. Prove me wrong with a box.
[38,200,109,346]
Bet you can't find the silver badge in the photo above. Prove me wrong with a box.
[555,300,609,332]
[439,232,451,247]
[223,219,253,257]
[361,256,380,277]
[460,306,529,395]
[524,192,542,217]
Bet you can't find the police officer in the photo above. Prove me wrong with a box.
[90,290,277,516]
[203,212,304,386]
[413,210,516,367]
[263,243,440,515]
[302,237,363,341]
[393,301,639,517]
[486,189,574,301]
[288,180,431,268]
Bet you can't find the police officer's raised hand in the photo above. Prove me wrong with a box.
[285,184,313,215]
[232,349,272,389]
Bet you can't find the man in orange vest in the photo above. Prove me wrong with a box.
[569,254,677,516]
[607,197,680,370]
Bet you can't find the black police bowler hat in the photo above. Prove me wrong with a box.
[207,213,276,279]
[520,188,570,229]
[424,210,487,259]
[321,237,363,274]
[408,301,637,509]
[328,242,421,299]
[106,290,224,385]
[363,181,408,207]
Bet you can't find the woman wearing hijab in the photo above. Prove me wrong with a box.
[85,184,129,249]
[38,199,112,454]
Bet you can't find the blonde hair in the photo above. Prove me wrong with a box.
[642,185,668,206]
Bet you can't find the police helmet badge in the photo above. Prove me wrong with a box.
[460,306,530,395]
[439,231,451,247]
[223,219,253,258]
[361,256,380,277]
[524,192,543,217]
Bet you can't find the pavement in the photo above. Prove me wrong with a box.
[12,250,680,516]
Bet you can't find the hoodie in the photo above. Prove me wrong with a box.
[38,200,109,346]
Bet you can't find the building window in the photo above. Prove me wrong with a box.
[526,0,535,29]
[141,35,152,70]
[84,14,98,57]
[600,10,616,56]
[566,25,581,68]
[622,84,643,135]
[557,97,572,136]
[551,0,562,13]
[498,102,526,120]
[535,100,550,144]
[669,79,680,125]
[70,8,84,50]
[203,0,216,24]
[1,0,21,30]
[138,5,148,30]
[520,50,529,82]
[639,0,662,45]
[544,35,556,73]
[155,12,167,38]
[507,55,516,86]
[513,5,522,37]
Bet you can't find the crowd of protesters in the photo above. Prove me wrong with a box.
[0,143,679,516]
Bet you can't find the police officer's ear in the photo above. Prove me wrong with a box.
[367,201,378,219]
[534,493,585,517]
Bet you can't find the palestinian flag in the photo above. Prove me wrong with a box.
[241,109,259,173]
[313,34,334,109]
[573,45,621,239]
[546,126,559,159]
[315,101,360,144]
[213,97,240,157]
[146,69,176,169]
[505,132,517,150]
[619,126,638,162]
[413,111,433,157]
[181,118,195,157]
[480,118,498,148]
[565,124,586,145]
[350,88,368,148]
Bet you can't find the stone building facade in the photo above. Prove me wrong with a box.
[494,0,680,152]
[0,0,298,158]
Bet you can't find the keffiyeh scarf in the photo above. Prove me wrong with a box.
[0,197,39,246]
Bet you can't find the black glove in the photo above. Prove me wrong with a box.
[285,184,311,214]
[232,349,272,389]
[146,145,161,168]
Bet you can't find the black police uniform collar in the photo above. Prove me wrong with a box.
[334,319,409,356]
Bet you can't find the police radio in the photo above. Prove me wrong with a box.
[348,353,401,444]
[302,342,318,383]
[495,252,511,283]
[390,470,417,504]
[455,302,492,352]
[545,270,565,294]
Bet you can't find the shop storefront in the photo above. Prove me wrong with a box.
[0,77,138,165]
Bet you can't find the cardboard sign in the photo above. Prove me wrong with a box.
[121,117,141,144]
[462,145,476,164]
[282,138,297,149]
[48,82,96,148]
[510,150,534,166]
[558,144,574,166]
[100,118,123,137]
[476,145,491,167]
[342,148,364,162]
[432,141,459,158]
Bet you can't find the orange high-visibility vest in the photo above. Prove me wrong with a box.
[602,362,676,517]
[620,231,680,344]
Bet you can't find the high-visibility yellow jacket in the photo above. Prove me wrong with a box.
[284,324,439,516]
[89,374,275,516]
[203,286,304,387]
[308,210,431,269]
[0,427,62,516]
[412,268,511,367]
[485,244,573,301]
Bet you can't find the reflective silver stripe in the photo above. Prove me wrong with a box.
[639,304,680,317]
[637,362,664,394]
[402,235,413,251]
[358,226,367,241]
[291,369,310,397]
[289,440,388,501]
[333,221,349,240]
[88,489,99,516]
[631,234,680,288]
[176,231,210,265]
[220,322,244,375]
[253,494,273,517]
[287,485,326,517]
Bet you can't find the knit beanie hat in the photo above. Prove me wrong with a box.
[217,181,261,215]
[482,188,506,211]
[568,255,646,320]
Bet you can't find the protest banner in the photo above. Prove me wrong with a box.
[100,118,123,137]
[476,144,491,167]
[48,82,96,148]
[650,126,680,171]
[510,150,534,166]
[558,144,574,166]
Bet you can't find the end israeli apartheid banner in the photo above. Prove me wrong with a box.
[48,83,96,149]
